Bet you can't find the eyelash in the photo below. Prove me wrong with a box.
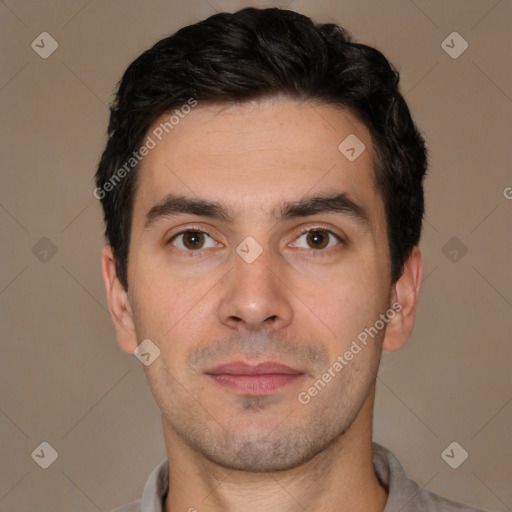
[166,225,345,258]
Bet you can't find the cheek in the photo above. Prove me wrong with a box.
[130,268,217,359]
[291,257,387,343]
[130,242,223,307]
[130,272,187,339]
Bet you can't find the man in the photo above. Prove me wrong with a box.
[95,7,486,512]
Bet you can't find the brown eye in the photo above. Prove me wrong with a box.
[169,230,217,251]
[182,231,205,249]
[290,228,343,253]
[306,230,330,249]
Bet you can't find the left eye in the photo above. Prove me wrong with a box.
[291,229,342,250]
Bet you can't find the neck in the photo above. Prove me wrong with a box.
[162,392,388,512]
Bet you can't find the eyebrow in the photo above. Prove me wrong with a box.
[143,192,370,230]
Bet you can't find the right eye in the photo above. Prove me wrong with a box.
[168,230,220,252]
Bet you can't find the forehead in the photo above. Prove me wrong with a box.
[132,97,384,228]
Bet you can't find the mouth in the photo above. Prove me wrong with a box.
[205,360,305,395]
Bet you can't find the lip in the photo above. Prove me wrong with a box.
[206,361,303,375]
[205,360,305,395]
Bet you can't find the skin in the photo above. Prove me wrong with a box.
[101,97,422,512]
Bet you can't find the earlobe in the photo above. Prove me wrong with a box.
[382,246,423,352]
[101,246,139,354]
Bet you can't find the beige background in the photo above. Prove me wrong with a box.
[1,0,511,511]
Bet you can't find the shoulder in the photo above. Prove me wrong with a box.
[372,442,487,512]
[107,458,168,512]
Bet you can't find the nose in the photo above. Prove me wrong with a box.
[218,246,293,332]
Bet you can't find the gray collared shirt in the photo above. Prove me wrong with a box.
[110,442,486,512]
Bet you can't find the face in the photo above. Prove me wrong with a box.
[106,97,411,472]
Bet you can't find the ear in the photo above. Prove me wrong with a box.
[382,246,423,352]
[101,245,139,354]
